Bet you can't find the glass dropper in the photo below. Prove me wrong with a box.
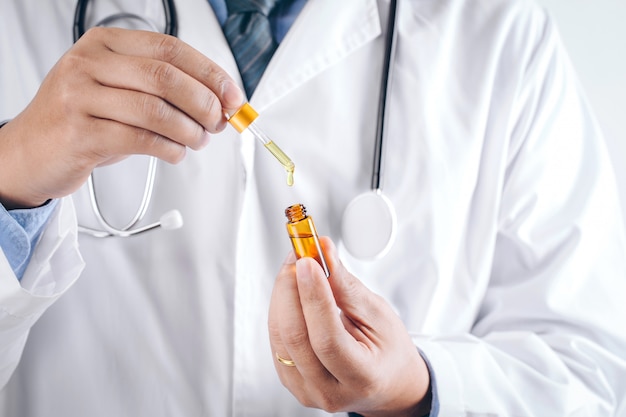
[226,103,295,186]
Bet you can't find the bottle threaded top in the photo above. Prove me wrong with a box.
[285,204,307,222]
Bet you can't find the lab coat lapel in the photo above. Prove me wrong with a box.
[175,0,243,87]
[174,0,381,111]
[251,0,382,111]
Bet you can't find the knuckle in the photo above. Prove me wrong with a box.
[145,61,178,94]
[281,327,310,351]
[311,335,340,359]
[80,26,106,43]
[141,95,173,124]
[57,48,85,74]
[136,130,186,164]
[196,61,217,81]
[201,92,220,114]
[198,60,224,85]
[46,64,90,122]
[54,49,90,88]
[200,94,222,131]
[135,129,162,152]
[196,61,225,88]
[194,63,234,108]
[154,34,183,62]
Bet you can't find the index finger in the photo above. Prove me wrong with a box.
[92,28,244,111]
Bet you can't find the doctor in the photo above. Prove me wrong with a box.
[1,0,626,416]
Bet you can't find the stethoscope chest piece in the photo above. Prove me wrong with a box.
[340,0,399,260]
[341,191,397,260]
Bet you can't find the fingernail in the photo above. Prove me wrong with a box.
[221,80,244,109]
[214,115,227,132]
[295,257,321,281]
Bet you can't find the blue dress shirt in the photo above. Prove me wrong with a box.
[0,200,58,280]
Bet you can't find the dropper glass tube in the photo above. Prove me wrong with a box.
[227,103,295,186]
[285,204,330,277]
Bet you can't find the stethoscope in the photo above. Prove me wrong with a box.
[73,0,400,260]
[341,0,399,260]
[74,0,184,238]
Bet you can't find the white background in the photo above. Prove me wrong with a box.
[535,0,626,222]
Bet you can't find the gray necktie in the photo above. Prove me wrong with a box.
[223,0,279,97]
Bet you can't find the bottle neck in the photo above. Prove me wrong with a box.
[285,204,307,223]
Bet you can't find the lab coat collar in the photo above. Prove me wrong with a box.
[175,0,381,111]
[254,0,381,111]
[175,0,243,88]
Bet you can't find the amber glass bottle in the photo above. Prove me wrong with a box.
[285,204,330,277]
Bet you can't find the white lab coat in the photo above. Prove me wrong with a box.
[1,0,625,416]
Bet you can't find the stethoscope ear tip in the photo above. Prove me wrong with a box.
[160,210,184,230]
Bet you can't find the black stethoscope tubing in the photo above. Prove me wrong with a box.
[372,0,397,192]
[340,0,399,259]
[73,0,178,41]
[71,0,398,247]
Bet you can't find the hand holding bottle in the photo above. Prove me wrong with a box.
[268,237,432,417]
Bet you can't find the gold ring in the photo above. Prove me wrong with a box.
[275,352,296,367]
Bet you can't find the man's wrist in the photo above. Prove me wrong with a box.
[0,119,49,209]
